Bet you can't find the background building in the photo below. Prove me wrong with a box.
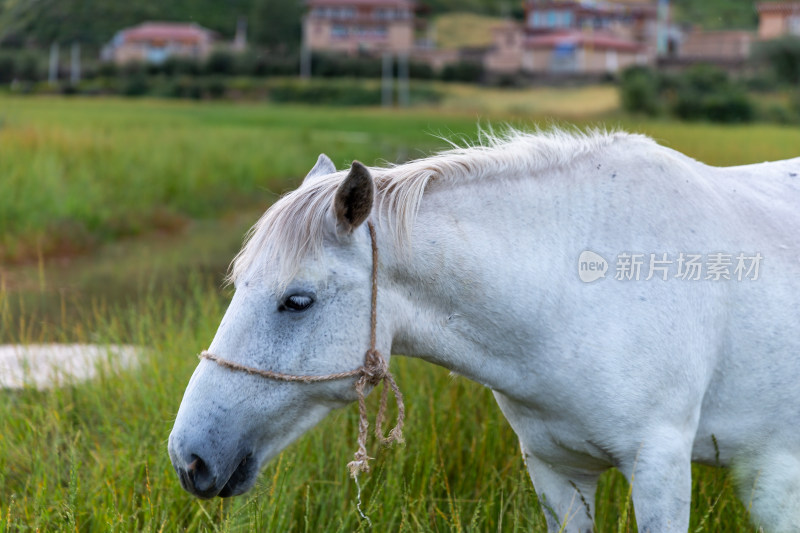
[671,29,753,67]
[485,0,658,76]
[102,22,217,64]
[757,2,800,39]
[303,0,416,55]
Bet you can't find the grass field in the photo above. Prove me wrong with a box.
[434,84,621,116]
[3,94,800,262]
[2,94,800,531]
[0,97,468,262]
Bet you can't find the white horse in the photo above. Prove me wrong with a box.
[169,129,800,532]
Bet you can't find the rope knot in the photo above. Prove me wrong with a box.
[362,348,388,385]
[347,347,405,477]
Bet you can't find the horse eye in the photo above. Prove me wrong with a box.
[281,294,314,312]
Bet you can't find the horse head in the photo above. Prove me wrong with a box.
[168,156,389,498]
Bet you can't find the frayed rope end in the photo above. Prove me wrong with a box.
[348,453,372,478]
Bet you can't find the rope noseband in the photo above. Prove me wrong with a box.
[200,221,404,477]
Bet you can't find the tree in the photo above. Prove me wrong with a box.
[0,0,254,48]
[250,0,302,52]
[755,36,800,86]
[670,0,758,30]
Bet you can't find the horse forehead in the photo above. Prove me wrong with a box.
[234,251,328,290]
[235,224,372,294]
[290,257,332,284]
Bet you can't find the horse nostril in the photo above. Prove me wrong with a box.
[185,454,217,496]
[187,456,201,473]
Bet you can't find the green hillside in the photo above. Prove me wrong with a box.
[0,0,761,51]
[0,0,256,47]
[434,12,506,50]
[671,0,758,30]
[0,0,507,49]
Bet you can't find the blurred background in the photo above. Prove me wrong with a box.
[1,1,799,531]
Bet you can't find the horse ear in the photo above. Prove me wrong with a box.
[333,161,374,234]
[304,154,336,185]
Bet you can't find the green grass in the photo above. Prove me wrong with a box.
[3,95,800,263]
[0,96,475,262]
[0,277,758,532]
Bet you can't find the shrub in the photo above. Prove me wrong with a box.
[266,79,441,106]
[754,36,800,85]
[252,53,299,76]
[97,62,118,77]
[205,49,236,75]
[761,103,798,124]
[619,66,661,115]
[15,51,42,81]
[306,53,435,80]
[74,78,117,96]
[619,64,755,123]
[269,79,382,105]
[346,56,382,77]
[671,65,754,123]
[233,51,258,76]
[0,51,42,83]
[145,62,163,76]
[441,61,483,83]
[8,80,34,94]
[60,83,79,95]
[28,81,59,94]
[672,87,705,120]
[744,72,779,92]
[312,53,382,78]
[406,84,443,105]
[184,81,204,100]
[656,71,682,93]
[161,56,199,76]
[702,89,754,123]
[121,74,149,96]
[121,60,146,77]
[0,53,14,83]
[408,61,434,80]
[159,76,204,99]
[789,90,800,120]
[680,64,730,93]
[206,77,227,98]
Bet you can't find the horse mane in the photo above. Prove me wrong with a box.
[228,127,652,290]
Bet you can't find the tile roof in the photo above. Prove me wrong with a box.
[121,22,216,43]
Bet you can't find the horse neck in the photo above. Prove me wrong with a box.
[381,165,591,392]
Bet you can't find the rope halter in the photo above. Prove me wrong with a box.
[199,221,404,477]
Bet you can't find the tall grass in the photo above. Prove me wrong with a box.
[3,95,800,262]
[0,97,468,262]
[0,275,758,532]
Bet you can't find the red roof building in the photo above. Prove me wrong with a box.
[485,0,658,76]
[757,2,800,39]
[303,0,416,55]
[102,22,217,64]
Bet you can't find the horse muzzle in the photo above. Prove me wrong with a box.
[168,433,256,499]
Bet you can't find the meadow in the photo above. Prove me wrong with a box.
[3,93,800,531]
[3,93,800,262]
